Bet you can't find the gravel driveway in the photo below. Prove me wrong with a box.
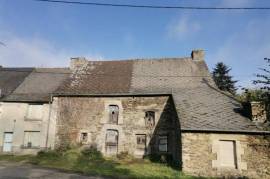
[0,161,104,179]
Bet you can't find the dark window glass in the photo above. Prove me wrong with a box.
[158,135,168,152]
[136,134,146,148]
[80,133,88,143]
[109,105,119,124]
[145,111,155,127]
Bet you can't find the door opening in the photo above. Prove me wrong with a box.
[3,132,13,152]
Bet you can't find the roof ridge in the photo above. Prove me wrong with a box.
[79,57,192,62]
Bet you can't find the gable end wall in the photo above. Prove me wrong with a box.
[182,132,270,178]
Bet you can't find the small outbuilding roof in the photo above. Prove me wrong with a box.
[2,68,71,102]
[0,68,34,100]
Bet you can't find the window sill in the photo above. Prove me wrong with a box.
[218,166,238,169]
[157,151,171,154]
[80,142,89,145]
[24,117,42,121]
[216,166,240,172]
[21,146,40,149]
[107,122,119,125]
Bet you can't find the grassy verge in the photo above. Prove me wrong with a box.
[0,154,34,162]
[0,148,206,179]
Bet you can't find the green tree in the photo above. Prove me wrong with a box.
[237,89,265,103]
[253,58,270,91]
[212,62,237,94]
[253,58,270,121]
[237,89,266,119]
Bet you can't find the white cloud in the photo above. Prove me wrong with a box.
[208,18,270,89]
[0,32,103,67]
[166,15,201,40]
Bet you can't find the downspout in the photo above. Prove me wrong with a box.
[45,94,53,150]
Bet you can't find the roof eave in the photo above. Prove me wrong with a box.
[2,99,49,103]
[52,92,172,97]
[181,128,270,135]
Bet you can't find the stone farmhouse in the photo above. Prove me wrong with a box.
[0,50,269,178]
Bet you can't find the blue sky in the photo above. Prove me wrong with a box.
[0,0,270,90]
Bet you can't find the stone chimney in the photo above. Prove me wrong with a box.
[251,102,267,123]
[191,49,205,61]
[70,57,88,71]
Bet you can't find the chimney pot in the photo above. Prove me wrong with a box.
[70,57,88,71]
[191,49,205,61]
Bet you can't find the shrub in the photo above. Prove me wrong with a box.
[56,143,71,153]
[36,150,63,162]
[146,153,173,164]
[37,150,61,158]
[31,150,63,165]
[116,151,129,160]
[80,146,103,162]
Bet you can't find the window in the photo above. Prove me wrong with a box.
[136,134,146,149]
[158,135,168,152]
[105,129,118,155]
[23,131,40,148]
[135,134,146,155]
[26,104,43,120]
[109,105,119,124]
[218,140,237,168]
[80,133,88,144]
[145,111,155,127]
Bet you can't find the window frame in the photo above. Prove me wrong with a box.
[22,131,41,149]
[136,134,146,149]
[80,132,88,144]
[108,105,119,124]
[145,111,155,127]
[25,103,43,120]
[158,135,168,153]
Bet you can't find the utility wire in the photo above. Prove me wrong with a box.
[34,0,270,10]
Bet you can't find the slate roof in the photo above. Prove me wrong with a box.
[59,60,133,94]
[56,55,269,133]
[3,68,71,102]
[0,68,34,101]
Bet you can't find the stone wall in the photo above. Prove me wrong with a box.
[182,132,270,178]
[54,96,181,161]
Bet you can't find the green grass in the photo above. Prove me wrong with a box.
[0,149,206,179]
[0,154,34,162]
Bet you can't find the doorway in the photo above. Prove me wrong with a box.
[3,132,13,152]
[105,129,118,155]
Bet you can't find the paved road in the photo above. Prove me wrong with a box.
[0,161,104,179]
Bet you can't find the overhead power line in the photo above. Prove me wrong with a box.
[34,0,270,10]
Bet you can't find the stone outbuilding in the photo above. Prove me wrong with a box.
[0,50,269,178]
